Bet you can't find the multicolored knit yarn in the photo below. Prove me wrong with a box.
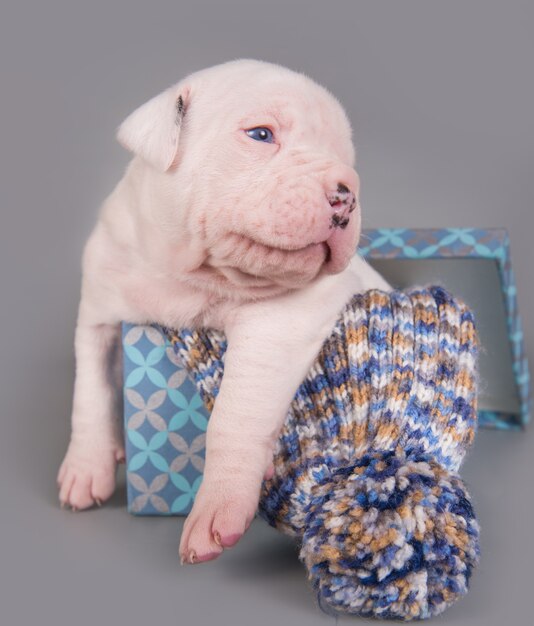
[166,285,480,621]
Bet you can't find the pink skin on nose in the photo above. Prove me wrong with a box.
[323,183,360,273]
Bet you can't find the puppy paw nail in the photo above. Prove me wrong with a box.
[95,498,103,507]
[189,550,197,564]
[213,530,222,546]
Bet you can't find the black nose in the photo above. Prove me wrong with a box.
[327,183,357,229]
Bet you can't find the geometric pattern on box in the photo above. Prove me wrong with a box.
[360,227,530,430]
[122,324,209,515]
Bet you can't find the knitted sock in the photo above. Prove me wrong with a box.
[166,285,480,621]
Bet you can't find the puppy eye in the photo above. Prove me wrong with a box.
[245,127,275,143]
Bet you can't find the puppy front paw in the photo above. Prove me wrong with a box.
[179,477,260,564]
[57,439,125,511]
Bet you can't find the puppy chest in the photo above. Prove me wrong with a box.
[120,278,214,327]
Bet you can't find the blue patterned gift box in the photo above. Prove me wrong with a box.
[122,325,208,514]
[123,227,531,515]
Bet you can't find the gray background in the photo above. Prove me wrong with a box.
[1,1,533,625]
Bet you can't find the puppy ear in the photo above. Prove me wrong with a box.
[116,84,190,172]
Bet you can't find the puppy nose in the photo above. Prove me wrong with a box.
[327,182,357,229]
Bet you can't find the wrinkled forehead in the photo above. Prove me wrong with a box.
[234,86,341,130]
[190,66,355,162]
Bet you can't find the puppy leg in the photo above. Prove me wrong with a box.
[57,321,125,510]
[179,284,349,560]
[179,335,299,563]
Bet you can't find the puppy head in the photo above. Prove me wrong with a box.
[118,59,361,297]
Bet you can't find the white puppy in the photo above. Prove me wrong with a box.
[57,59,390,564]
